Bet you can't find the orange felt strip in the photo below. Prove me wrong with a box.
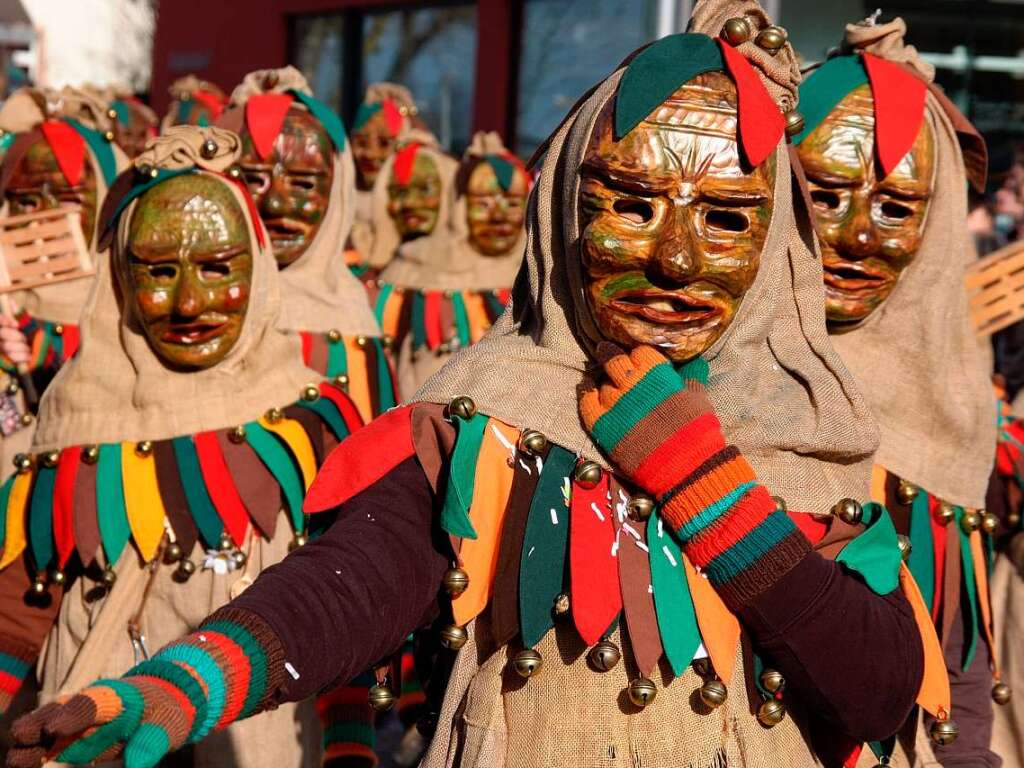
[870,464,887,505]
[899,564,951,715]
[342,335,373,423]
[451,419,518,626]
[683,554,740,684]
[463,292,491,343]
[969,530,998,673]
[381,289,405,339]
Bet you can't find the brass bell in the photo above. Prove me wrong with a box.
[30,576,47,595]
[53,324,64,337]
[757,698,786,727]
[937,503,955,526]
[1009,511,1021,528]
[760,668,785,694]
[440,624,468,650]
[137,163,154,178]
[367,683,397,712]
[200,139,218,159]
[699,679,728,708]
[289,533,308,551]
[588,640,621,672]
[442,567,469,597]
[356,335,368,348]
[772,496,787,514]
[896,480,919,505]
[833,498,863,525]
[5,380,18,396]
[219,533,234,551]
[50,569,66,586]
[12,453,31,473]
[993,682,1012,705]
[165,541,184,563]
[960,510,981,534]
[103,130,115,142]
[447,396,477,421]
[326,328,342,343]
[381,334,394,350]
[574,461,603,489]
[929,718,959,746]
[82,445,100,464]
[20,413,32,426]
[982,512,999,535]
[107,108,119,120]
[755,25,788,53]
[265,407,283,424]
[229,425,247,443]
[231,550,247,568]
[438,343,451,356]
[628,493,656,521]
[135,440,153,457]
[553,593,570,616]
[333,374,349,390]
[512,648,543,678]
[302,384,320,402]
[518,430,548,456]
[101,567,117,587]
[227,165,242,180]
[784,110,805,138]
[897,534,912,561]
[722,16,753,45]
[627,677,657,708]
[41,451,59,468]
[173,559,196,583]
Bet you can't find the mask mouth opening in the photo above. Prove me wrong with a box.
[610,288,721,325]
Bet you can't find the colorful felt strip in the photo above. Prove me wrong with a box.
[342,336,372,422]
[451,292,471,349]
[684,553,740,684]
[245,421,304,532]
[245,93,295,160]
[0,473,30,569]
[862,52,928,178]
[72,458,100,565]
[194,432,249,546]
[260,416,316,490]
[28,463,55,571]
[648,513,701,676]
[439,413,488,539]
[0,475,12,552]
[834,502,901,596]
[793,55,869,145]
[40,120,86,187]
[907,489,935,613]
[569,471,620,646]
[96,444,131,564]
[120,444,167,562]
[172,436,223,548]
[53,447,80,568]
[65,118,117,186]
[899,564,951,716]
[291,91,346,153]
[325,331,348,379]
[957,507,979,671]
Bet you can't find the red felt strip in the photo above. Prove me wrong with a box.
[40,121,86,188]
[381,99,404,138]
[191,89,225,120]
[424,291,443,351]
[61,324,80,359]
[496,288,510,305]
[215,430,279,539]
[393,142,421,187]
[303,404,415,514]
[716,40,784,168]
[299,331,313,367]
[193,431,250,545]
[318,382,364,434]
[245,93,295,161]
[863,53,927,179]
[72,457,100,565]
[53,446,81,568]
[929,495,947,623]
[569,471,620,646]
[788,510,827,545]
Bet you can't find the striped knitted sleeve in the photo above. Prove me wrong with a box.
[0,638,34,714]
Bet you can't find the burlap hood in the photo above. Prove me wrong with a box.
[0,86,128,324]
[824,19,996,508]
[160,75,227,133]
[416,0,879,514]
[364,129,455,269]
[31,127,315,451]
[380,130,524,292]
[219,67,379,336]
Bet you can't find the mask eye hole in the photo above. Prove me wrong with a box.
[148,264,177,280]
[200,263,230,280]
[881,200,913,221]
[810,189,841,211]
[705,208,749,233]
[613,198,653,224]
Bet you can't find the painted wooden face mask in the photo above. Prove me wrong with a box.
[580,71,775,363]
[798,84,935,324]
[387,149,441,240]
[123,174,252,369]
[5,136,98,239]
[240,108,334,268]
[465,160,528,256]
[352,105,400,191]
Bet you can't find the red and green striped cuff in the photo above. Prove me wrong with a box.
[317,677,377,767]
[0,643,34,713]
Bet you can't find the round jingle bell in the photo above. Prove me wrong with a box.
[367,683,397,712]
[302,384,320,402]
[518,430,548,456]
[512,648,543,678]
[755,25,787,53]
[200,138,219,159]
[30,575,47,596]
[227,165,242,180]
[334,374,349,390]
[19,413,32,426]
[896,480,919,505]
[219,533,234,552]
[1009,511,1022,528]
[173,559,196,583]
[5,379,18,396]
[722,16,753,45]
[993,682,1012,705]
[103,130,115,143]
[759,668,785,694]
[231,550,247,568]
[107,107,119,121]
[772,496,787,514]
[699,679,728,709]
[41,451,59,468]
[440,624,468,650]
[833,498,863,525]
[628,494,656,521]
[12,453,31,473]
[101,566,117,587]
[982,512,999,535]
[356,335,368,348]
[442,567,469,597]
[164,541,184,563]
[784,110,805,137]
[937,503,955,526]
[896,535,912,561]
[627,677,657,708]
[229,425,247,443]
[553,593,570,617]
[929,718,959,746]
[757,698,786,727]
[50,569,66,586]
[447,395,477,421]
[960,510,981,534]
[326,328,342,343]
[574,461,603,489]
[265,407,283,424]
[588,640,621,672]
[289,533,308,551]
[82,445,100,464]
[135,440,153,457]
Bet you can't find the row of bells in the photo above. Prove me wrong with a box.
[895,479,1001,534]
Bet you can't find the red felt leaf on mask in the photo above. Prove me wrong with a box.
[381,98,404,137]
[245,92,295,161]
[192,89,226,120]
[863,52,927,179]
[40,120,86,188]
[716,40,785,168]
[393,141,422,187]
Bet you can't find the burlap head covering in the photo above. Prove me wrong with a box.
[0,86,128,324]
[379,130,525,292]
[416,0,879,514]
[31,126,315,451]
[824,19,995,508]
[160,75,227,133]
[219,67,378,336]
[365,129,457,269]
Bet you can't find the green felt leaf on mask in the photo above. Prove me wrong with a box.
[793,55,868,145]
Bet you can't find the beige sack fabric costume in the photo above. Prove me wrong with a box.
[161,75,228,132]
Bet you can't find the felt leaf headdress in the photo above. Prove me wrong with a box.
[243,90,347,161]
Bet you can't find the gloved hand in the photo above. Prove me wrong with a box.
[0,315,30,366]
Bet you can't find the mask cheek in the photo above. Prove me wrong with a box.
[134,287,171,326]
[581,214,656,273]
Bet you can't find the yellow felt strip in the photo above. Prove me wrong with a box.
[0,472,32,569]
[343,335,373,423]
[899,564,951,715]
[381,290,405,340]
[260,416,317,490]
[969,529,998,673]
[120,443,167,562]
[683,554,740,685]
[452,419,518,626]
[463,292,491,344]
[870,464,887,505]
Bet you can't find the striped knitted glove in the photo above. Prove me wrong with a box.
[7,610,284,768]
[579,344,810,607]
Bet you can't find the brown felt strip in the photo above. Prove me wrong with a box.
[216,429,280,539]
[941,522,961,651]
[284,405,324,465]
[362,340,382,418]
[438,294,455,348]
[411,403,456,494]
[884,470,912,536]
[393,289,414,352]
[72,458,101,566]
[153,439,198,557]
[308,333,329,377]
[814,516,863,562]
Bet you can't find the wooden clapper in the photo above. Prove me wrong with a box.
[0,205,95,407]
[966,239,1024,337]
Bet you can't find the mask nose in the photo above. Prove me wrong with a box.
[837,193,880,260]
[650,202,700,283]
[173,270,205,318]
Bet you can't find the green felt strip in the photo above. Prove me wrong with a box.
[245,422,304,531]
[171,436,223,548]
[97,443,131,563]
[591,362,682,451]
[835,502,901,595]
[371,338,396,411]
[177,98,194,125]
[326,332,348,379]
[484,292,505,319]
[323,722,375,748]
[957,507,979,672]
[793,55,869,145]
[615,33,723,140]
[51,328,63,362]
[373,282,394,327]
[907,489,935,612]
[353,102,382,133]
[451,292,471,348]
[202,620,266,717]
[439,413,488,539]
[647,513,700,676]
[291,90,346,152]
[197,113,209,128]
[106,168,194,238]
[411,291,427,350]
[110,100,131,127]
[155,644,225,739]
[65,118,118,186]
[124,722,171,768]
[519,445,575,647]
[484,155,516,191]
[0,474,14,551]
[57,679,145,765]
[28,464,56,571]
[298,398,349,441]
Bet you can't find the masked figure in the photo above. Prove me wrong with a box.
[161,75,228,131]
[0,86,128,486]
[794,19,1001,767]
[106,90,158,160]
[219,67,397,426]
[6,4,944,768]
[372,131,528,397]
[0,128,366,768]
